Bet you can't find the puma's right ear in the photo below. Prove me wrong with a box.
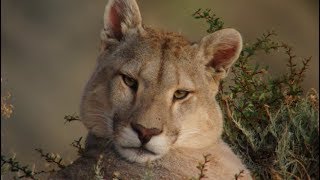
[101,0,144,43]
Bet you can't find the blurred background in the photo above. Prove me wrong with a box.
[1,0,319,172]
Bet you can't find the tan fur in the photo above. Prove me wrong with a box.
[51,0,251,179]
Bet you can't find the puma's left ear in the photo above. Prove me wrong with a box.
[198,28,242,78]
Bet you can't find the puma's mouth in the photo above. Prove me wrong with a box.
[115,144,162,163]
[122,146,158,156]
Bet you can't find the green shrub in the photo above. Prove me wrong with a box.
[194,8,319,179]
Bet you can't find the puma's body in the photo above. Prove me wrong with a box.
[51,0,251,179]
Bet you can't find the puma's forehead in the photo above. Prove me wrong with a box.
[103,27,204,89]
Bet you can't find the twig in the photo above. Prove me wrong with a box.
[192,9,224,33]
[64,114,80,124]
[35,149,66,169]
[195,154,211,180]
[234,170,245,180]
[70,137,85,156]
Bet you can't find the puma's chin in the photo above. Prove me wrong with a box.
[115,145,164,163]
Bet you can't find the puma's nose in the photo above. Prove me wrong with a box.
[131,123,162,145]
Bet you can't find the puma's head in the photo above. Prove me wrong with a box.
[81,0,242,163]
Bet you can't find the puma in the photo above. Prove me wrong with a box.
[51,0,251,179]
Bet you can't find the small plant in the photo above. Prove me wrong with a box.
[1,154,53,179]
[1,108,89,179]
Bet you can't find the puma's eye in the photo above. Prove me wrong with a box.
[122,75,138,90]
[173,90,189,100]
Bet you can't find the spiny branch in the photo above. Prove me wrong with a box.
[195,154,211,180]
[35,149,66,169]
[234,170,245,180]
[64,114,80,124]
[70,137,85,156]
[192,9,224,33]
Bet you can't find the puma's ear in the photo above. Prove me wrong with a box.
[101,0,144,42]
[198,28,242,79]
